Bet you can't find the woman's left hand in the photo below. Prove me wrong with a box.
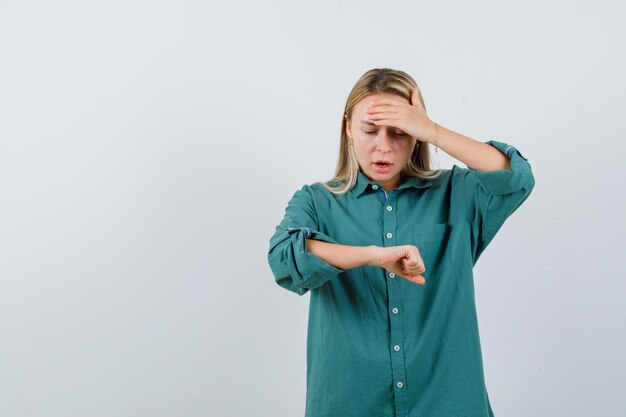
[364,86,437,144]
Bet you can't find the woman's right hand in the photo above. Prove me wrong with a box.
[370,245,427,285]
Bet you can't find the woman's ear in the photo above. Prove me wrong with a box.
[345,116,352,138]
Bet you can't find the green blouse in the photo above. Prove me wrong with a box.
[267,140,535,417]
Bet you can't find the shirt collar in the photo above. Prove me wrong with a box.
[353,169,433,197]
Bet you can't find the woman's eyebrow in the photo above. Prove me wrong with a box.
[360,120,402,131]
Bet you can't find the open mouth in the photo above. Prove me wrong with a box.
[374,162,392,168]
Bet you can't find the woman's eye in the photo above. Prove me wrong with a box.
[363,131,406,136]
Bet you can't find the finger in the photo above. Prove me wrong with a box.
[411,87,420,107]
[407,274,426,285]
[367,112,401,124]
[413,275,426,285]
[404,249,422,267]
[371,118,399,126]
[410,248,425,270]
[405,257,418,266]
[412,86,427,112]
[402,259,418,269]
[404,260,425,273]
[405,264,423,272]
[365,104,398,115]
[405,266,425,276]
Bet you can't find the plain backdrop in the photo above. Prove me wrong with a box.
[1,1,625,416]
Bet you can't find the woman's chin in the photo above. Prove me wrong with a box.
[370,168,394,177]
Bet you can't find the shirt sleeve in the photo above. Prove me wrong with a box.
[452,140,536,263]
[267,184,345,296]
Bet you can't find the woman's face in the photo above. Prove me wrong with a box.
[346,93,418,191]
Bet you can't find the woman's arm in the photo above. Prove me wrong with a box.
[306,240,428,284]
[363,87,512,172]
[428,123,511,171]
[306,240,378,270]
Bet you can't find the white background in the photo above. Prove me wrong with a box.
[1,1,624,416]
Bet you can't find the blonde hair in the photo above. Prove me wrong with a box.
[319,68,445,195]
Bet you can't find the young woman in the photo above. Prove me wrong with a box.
[267,68,535,417]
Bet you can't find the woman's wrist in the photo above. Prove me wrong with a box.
[363,245,381,267]
[417,120,438,145]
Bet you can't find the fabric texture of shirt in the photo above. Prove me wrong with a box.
[267,140,535,417]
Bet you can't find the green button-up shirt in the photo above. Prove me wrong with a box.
[267,140,535,417]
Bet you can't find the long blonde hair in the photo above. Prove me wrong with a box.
[319,68,445,195]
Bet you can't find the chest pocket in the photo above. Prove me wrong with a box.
[411,223,452,279]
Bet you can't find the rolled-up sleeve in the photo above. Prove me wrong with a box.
[267,184,345,295]
[453,140,536,262]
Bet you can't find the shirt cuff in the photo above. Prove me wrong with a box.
[464,140,534,196]
[486,139,529,161]
[504,145,516,158]
[287,226,312,238]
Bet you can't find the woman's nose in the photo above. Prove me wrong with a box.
[376,131,393,150]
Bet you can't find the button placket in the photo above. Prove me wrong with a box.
[382,190,407,415]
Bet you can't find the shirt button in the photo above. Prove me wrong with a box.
[386,232,393,238]
[372,185,378,190]
[396,381,404,388]
[389,272,395,278]
[394,345,400,351]
[386,205,392,211]
[392,307,399,314]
